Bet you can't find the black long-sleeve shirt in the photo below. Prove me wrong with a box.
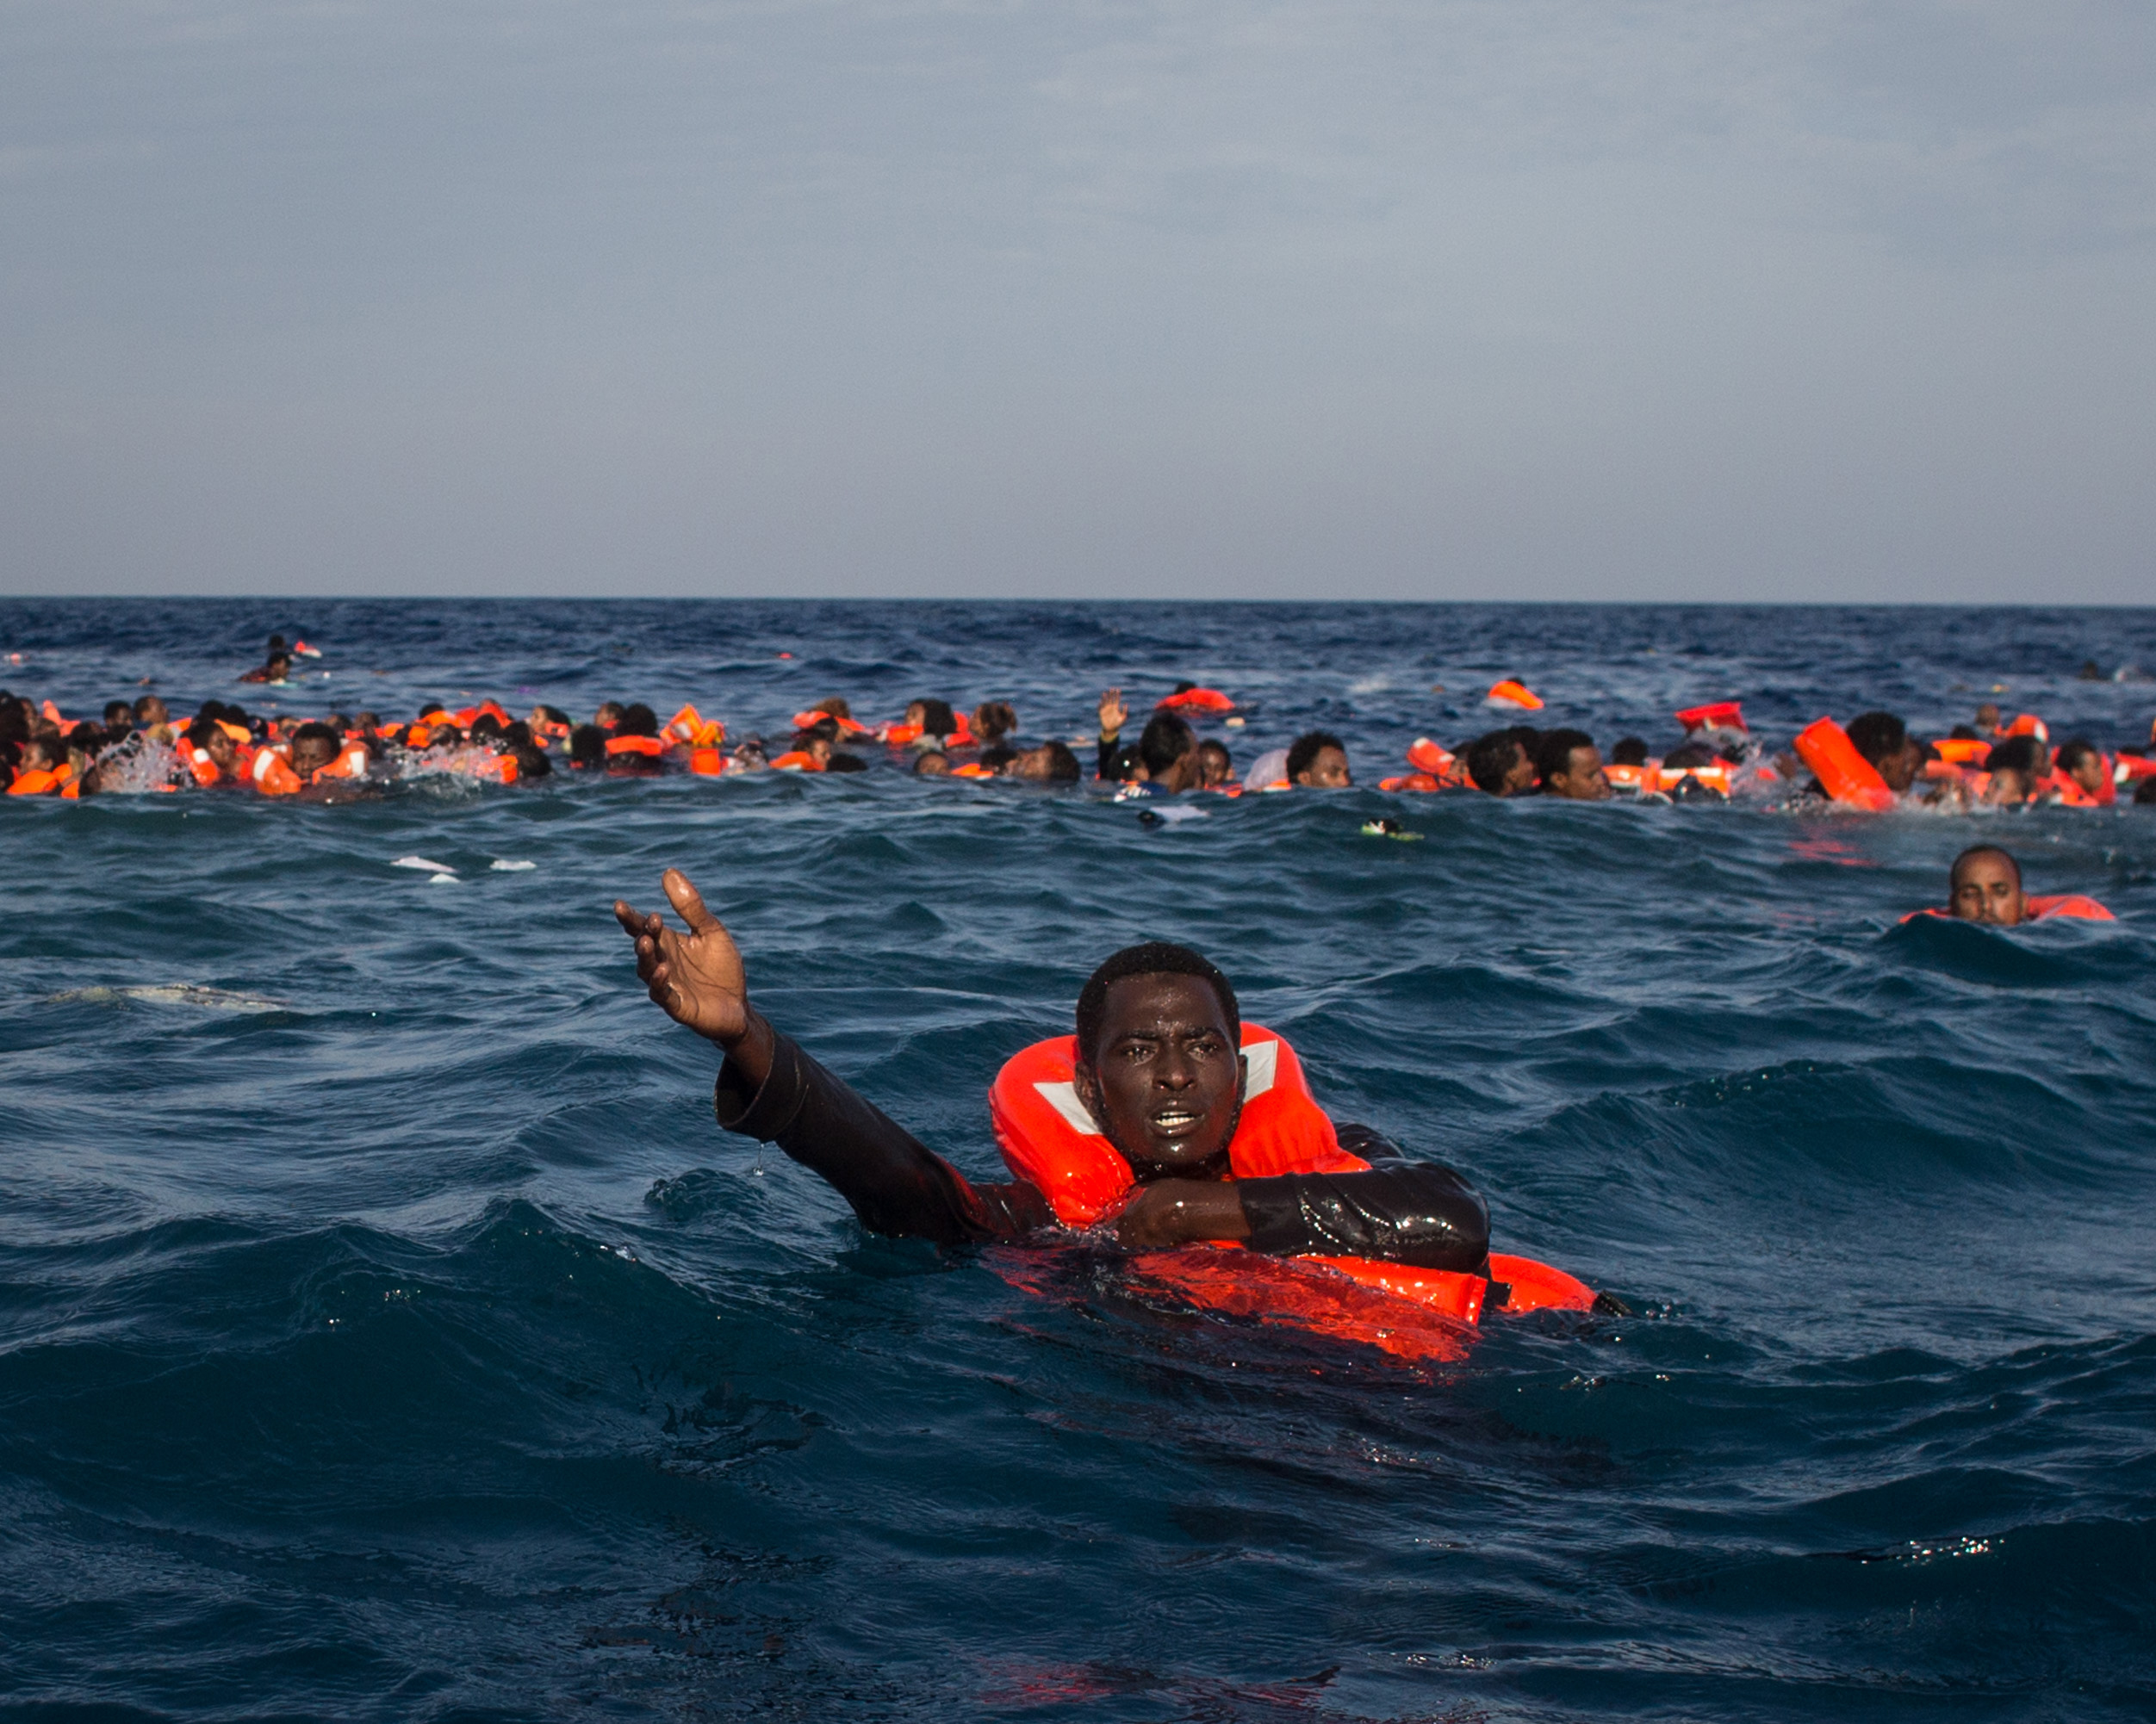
[714,1026,1490,1271]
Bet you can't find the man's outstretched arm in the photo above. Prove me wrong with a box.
[616,871,1052,1245]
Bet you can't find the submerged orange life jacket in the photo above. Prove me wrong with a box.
[1793,717,1895,810]
[791,709,870,736]
[989,1026,1596,1361]
[1486,679,1543,711]
[769,750,823,772]
[1905,894,2116,925]
[604,734,666,760]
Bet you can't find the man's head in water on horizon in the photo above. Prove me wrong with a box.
[1069,943,1245,1181]
[1950,845,2025,926]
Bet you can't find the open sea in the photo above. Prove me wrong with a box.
[3,598,2154,1723]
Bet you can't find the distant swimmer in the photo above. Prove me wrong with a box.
[1911,846,2115,926]
[614,871,1619,1355]
[239,651,293,686]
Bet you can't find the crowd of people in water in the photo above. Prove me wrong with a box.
[3,633,2149,923]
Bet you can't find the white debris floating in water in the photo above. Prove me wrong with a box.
[394,856,456,874]
[490,859,536,871]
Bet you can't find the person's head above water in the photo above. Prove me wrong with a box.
[1070,942,1244,1180]
[1286,731,1350,788]
[2054,738,2105,797]
[1949,845,2025,926]
[289,722,341,778]
[1848,711,1924,793]
[905,698,958,740]
[1138,712,1200,791]
[1981,735,2045,804]
[1196,738,1233,788]
[913,748,951,776]
[1001,741,1080,782]
[1535,729,1609,800]
[1464,730,1536,796]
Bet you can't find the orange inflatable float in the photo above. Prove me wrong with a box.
[1793,718,1896,811]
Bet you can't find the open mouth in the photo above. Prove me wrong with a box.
[1149,1107,1202,1135]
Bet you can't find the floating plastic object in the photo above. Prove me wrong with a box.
[1486,679,1544,710]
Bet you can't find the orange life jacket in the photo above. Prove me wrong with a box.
[667,704,725,748]
[1931,738,1991,766]
[1655,763,1732,796]
[1675,701,1745,733]
[1156,687,1235,715]
[792,709,870,736]
[769,750,823,772]
[604,734,665,759]
[250,747,301,797]
[310,742,371,783]
[1377,772,1442,793]
[1486,679,1544,710]
[1602,762,1652,791]
[687,747,727,777]
[949,761,996,778]
[2001,713,2049,741]
[40,699,65,727]
[878,722,924,746]
[467,752,518,784]
[1793,717,1895,810]
[1905,894,2116,925]
[7,762,72,797]
[989,1026,1596,1361]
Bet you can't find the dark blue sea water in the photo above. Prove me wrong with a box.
[4,599,2155,1722]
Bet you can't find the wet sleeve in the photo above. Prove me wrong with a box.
[713,1023,1055,1245]
[1234,1161,1491,1272]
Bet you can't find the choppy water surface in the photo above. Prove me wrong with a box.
[4,600,2155,1721]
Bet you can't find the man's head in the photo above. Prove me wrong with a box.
[264,654,292,681]
[1196,738,1233,788]
[914,749,951,776]
[184,716,237,771]
[1950,846,2025,926]
[1975,703,2002,732]
[972,701,1017,743]
[1610,736,1649,767]
[1847,711,1923,793]
[593,702,625,729]
[1287,730,1350,788]
[1003,741,1080,782]
[1464,730,1536,796]
[568,724,607,768]
[908,698,957,740]
[103,701,134,730]
[1982,735,2044,803]
[133,694,170,727]
[1138,712,1199,790]
[289,722,341,779]
[2055,738,2105,796]
[1534,729,1609,799]
[618,704,660,739]
[1071,943,1244,1179]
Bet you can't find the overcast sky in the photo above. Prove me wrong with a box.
[2,0,2151,601]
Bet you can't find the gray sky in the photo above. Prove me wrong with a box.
[2,0,2152,600]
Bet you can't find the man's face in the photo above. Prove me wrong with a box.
[1952,854,2025,925]
[805,736,833,767]
[1294,746,1351,788]
[1546,745,1611,800]
[1983,767,2029,806]
[203,729,237,770]
[2068,753,2107,796]
[1501,744,1538,797]
[1880,741,1924,794]
[1072,974,1245,1179]
[1196,747,1231,788]
[1004,745,1052,780]
[292,737,337,778]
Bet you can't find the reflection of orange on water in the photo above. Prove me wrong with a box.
[1788,837,1876,867]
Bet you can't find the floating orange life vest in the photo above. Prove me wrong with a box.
[1793,718,1895,810]
[2000,713,2049,741]
[604,734,665,759]
[1602,762,1652,791]
[989,1026,1596,1361]
[687,747,727,777]
[309,742,370,784]
[769,750,823,772]
[1676,701,1745,733]
[1931,738,1991,766]
[1157,687,1235,715]
[949,761,996,778]
[1486,679,1544,710]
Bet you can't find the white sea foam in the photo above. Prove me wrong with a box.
[395,856,456,873]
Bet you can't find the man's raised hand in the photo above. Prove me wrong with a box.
[613,869,751,1049]
[1098,687,1128,737]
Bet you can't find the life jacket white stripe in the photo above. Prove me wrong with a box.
[1034,1033,1278,1133]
